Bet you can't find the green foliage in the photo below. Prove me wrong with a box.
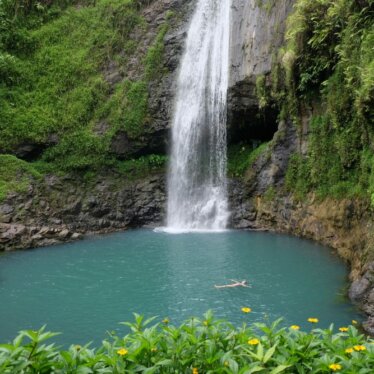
[285,154,311,200]
[0,0,173,175]
[0,0,175,180]
[263,186,276,202]
[228,143,269,178]
[255,0,276,14]
[0,155,41,201]
[0,0,144,151]
[256,75,269,110]
[279,0,374,203]
[0,314,373,373]
[95,11,172,145]
[98,80,150,139]
[360,149,374,206]
[283,108,370,200]
[144,21,170,81]
[114,154,168,179]
[41,130,109,171]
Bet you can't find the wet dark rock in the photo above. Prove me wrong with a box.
[104,61,123,86]
[0,204,14,215]
[71,232,83,240]
[349,278,371,302]
[256,120,298,193]
[110,131,147,159]
[58,229,71,239]
[347,261,374,333]
[363,318,374,336]
[0,172,166,252]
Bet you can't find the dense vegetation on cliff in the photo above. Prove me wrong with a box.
[0,0,373,205]
[269,0,373,203]
[0,0,169,200]
[1,314,374,373]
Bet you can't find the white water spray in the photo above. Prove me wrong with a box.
[166,0,231,232]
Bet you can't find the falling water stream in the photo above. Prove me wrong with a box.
[166,0,231,231]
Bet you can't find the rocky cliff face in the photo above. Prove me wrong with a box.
[227,0,374,334]
[230,0,294,85]
[109,0,194,159]
[228,0,294,143]
[0,172,166,250]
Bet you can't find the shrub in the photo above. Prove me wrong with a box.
[0,313,373,373]
[114,154,167,179]
[0,154,42,201]
[228,143,269,178]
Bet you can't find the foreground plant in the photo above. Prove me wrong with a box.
[0,312,373,373]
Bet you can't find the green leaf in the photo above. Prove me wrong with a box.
[76,366,94,374]
[263,344,278,363]
[246,366,265,374]
[155,359,173,366]
[269,365,291,374]
[0,344,15,353]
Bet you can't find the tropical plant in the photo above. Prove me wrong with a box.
[0,312,373,373]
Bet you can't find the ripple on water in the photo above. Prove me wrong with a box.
[0,229,362,346]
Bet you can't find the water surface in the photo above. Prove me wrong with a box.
[0,230,360,346]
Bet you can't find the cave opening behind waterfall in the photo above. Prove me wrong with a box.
[227,100,279,146]
[226,84,279,179]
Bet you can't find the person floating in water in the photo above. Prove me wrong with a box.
[214,280,251,288]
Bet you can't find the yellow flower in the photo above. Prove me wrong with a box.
[345,348,354,354]
[151,347,157,352]
[339,327,349,332]
[307,318,319,323]
[290,325,300,330]
[353,345,366,351]
[117,348,128,356]
[248,338,260,345]
[192,368,198,374]
[352,320,358,325]
[224,361,229,367]
[241,307,252,313]
[162,318,169,324]
[329,363,342,371]
[74,345,81,351]
[203,320,208,326]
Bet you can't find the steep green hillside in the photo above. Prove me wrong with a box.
[0,0,171,199]
[1,0,373,206]
[265,0,373,203]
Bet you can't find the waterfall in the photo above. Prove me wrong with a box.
[166,0,231,232]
